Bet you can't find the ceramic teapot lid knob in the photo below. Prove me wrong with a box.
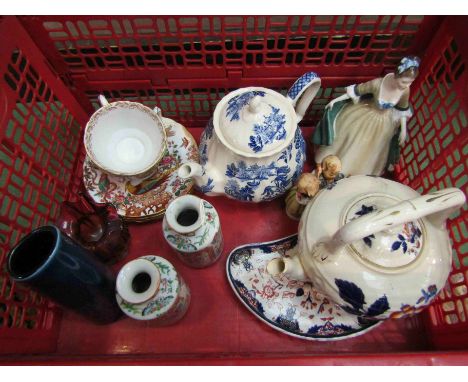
[248,95,262,114]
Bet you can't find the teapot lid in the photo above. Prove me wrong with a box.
[213,87,297,158]
[343,194,425,270]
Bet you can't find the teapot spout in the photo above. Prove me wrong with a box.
[178,162,213,192]
[267,255,308,282]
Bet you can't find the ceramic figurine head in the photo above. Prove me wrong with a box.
[296,173,320,205]
[321,155,342,181]
[394,56,420,90]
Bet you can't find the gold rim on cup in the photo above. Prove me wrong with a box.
[84,101,168,178]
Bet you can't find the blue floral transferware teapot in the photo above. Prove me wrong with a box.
[267,175,466,322]
[178,73,321,202]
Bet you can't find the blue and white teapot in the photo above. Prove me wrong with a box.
[178,73,321,202]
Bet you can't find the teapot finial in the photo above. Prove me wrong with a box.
[248,95,263,114]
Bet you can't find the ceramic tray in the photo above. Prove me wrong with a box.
[83,117,199,222]
[226,234,382,341]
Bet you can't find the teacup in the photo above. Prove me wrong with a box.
[84,95,167,184]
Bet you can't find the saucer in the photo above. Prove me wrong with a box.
[226,235,382,341]
[83,117,199,222]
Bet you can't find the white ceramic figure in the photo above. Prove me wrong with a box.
[163,195,223,268]
[313,56,420,176]
[84,95,167,185]
[267,175,465,321]
[116,255,190,324]
[178,72,322,202]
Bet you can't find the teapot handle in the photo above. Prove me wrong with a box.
[287,72,321,123]
[333,188,466,247]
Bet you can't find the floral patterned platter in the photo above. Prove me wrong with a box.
[226,235,381,341]
[83,117,199,222]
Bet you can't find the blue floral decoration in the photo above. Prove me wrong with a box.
[391,222,422,254]
[355,204,375,216]
[199,119,214,166]
[204,118,214,140]
[226,90,266,122]
[233,279,265,317]
[223,127,305,202]
[307,322,355,336]
[199,138,208,166]
[225,179,258,201]
[319,172,345,191]
[416,284,438,305]
[198,177,215,193]
[248,106,287,153]
[232,250,254,272]
[291,128,306,184]
[335,278,390,325]
[224,160,291,202]
[275,306,300,332]
[354,204,376,248]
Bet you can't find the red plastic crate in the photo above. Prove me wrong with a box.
[0,15,467,364]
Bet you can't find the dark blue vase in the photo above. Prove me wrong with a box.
[7,225,122,324]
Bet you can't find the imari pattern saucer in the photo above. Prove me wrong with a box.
[83,118,199,222]
[226,235,381,341]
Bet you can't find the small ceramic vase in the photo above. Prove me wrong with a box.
[115,255,190,325]
[163,195,223,268]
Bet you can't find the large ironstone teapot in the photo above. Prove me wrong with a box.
[178,73,321,202]
[267,175,466,321]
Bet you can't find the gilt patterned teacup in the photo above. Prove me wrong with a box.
[84,95,167,185]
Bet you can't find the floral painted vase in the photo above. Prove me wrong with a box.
[163,195,223,268]
[115,255,190,325]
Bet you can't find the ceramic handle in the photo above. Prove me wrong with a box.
[334,188,466,247]
[153,106,163,117]
[98,94,109,107]
[287,72,321,123]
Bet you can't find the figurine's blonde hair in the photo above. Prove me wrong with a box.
[297,173,320,197]
[321,155,342,175]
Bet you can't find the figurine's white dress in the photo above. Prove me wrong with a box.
[314,75,412,176]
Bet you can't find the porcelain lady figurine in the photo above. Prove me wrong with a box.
[163,195,223,268]
[312,56,420,176]
[116,255,190,324]
[285,155,345,220]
